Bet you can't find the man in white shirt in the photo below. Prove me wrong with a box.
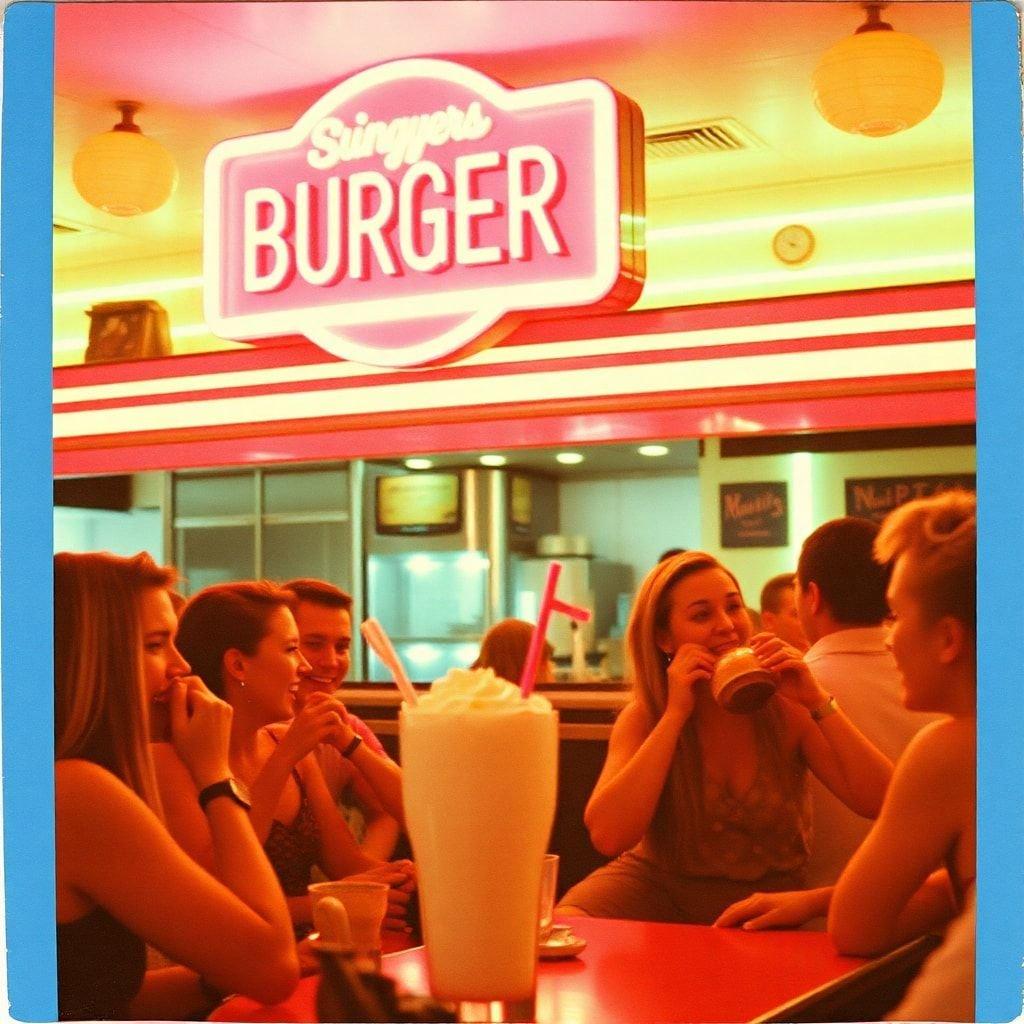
[796,517,940,889]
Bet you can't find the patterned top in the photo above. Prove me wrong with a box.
[263,750,321,898]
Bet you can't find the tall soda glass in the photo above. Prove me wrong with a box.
[401,668,558,1022]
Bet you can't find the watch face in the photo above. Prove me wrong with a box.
[772,224,815,265]
[228,778,253,807]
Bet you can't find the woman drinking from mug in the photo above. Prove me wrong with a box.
[558,550,892,924]
[55,552,298,1020]
[155,581,414,937]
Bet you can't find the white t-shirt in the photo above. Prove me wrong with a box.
[803,627,942,888]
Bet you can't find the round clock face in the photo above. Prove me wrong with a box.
[772,224,815,265]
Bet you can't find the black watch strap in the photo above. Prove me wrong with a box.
[198,778,252,812]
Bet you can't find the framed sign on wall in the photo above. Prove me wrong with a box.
[720,482,788,548]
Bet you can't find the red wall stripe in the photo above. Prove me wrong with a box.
[55,325,972,415]
[53,385,976,476]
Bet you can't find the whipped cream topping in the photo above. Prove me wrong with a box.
[412,666,552,714]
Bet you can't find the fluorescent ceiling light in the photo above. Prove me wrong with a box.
[405,458,434,470]
[647,194,973,243]
[638,444,670,457]
[556,452,585,465]
[479,454,507,466]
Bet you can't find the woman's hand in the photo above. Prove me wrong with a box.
[276,693,347,767]
[714,888,831,931]
[348,860,417,933]
[665,644,716,718]
[749,632,826,711]
[168,676,234,791]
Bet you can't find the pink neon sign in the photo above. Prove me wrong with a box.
[204,59,645,368]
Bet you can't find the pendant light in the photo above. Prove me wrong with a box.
[812,3,944,138]
[72,102,179,216]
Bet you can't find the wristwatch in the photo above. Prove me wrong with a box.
[198,777,252,812]
[810,695,840,722]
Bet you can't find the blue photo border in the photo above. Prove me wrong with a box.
[2,2,1021,1020]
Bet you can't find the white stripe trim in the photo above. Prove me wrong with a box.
[54,340,975,439]
[55,307,975,406]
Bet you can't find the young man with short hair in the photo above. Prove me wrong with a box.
[282,578,404,861]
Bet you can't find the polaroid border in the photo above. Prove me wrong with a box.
[1,2,1021,1020]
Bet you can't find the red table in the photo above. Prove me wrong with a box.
[211,916,867,1024]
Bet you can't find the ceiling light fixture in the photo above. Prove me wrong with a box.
[638,445,670,457]
[556,452,585,465]
[72,101,179,216]
[479,454,508,467]
[812,3,944,137]
[405,458,434,470]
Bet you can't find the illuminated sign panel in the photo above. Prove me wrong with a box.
[205,59,645,367]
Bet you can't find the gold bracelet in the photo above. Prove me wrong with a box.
[810,695,839,722]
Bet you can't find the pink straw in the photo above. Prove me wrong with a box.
[360,618,419,706]
[519,561,591,698]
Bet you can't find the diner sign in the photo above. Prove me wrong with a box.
[845,473,976,523]
[720,482,789,548]
[204,59,645,368]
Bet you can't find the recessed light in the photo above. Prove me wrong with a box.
[479,454,507,467]
[638,444,670,457]
[556,452,585,465]
[405,458,434,470]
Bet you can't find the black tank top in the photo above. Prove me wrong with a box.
[57,905,145,1020]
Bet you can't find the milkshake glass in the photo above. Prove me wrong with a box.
[401,667,558,1022]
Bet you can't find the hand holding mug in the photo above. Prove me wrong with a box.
[749,632,825,709]
[664,643,717,718]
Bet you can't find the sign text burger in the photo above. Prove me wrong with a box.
[205,59,645,367]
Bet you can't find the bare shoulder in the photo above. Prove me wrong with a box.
[56,759,155,839]
[902,717,974,768]
[56,758,127,805]
[894,717,974,795]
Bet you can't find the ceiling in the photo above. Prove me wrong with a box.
[52,1,974,362]
[377,439,703,478]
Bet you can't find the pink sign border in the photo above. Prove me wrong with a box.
[204,58,627,367]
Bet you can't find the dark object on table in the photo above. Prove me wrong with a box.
[316,950,455,1023]
[751,933,942,1022]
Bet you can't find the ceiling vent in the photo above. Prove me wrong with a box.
[645,118,764,159]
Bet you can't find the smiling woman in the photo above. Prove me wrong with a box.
[557,549,894,925]
[155,581,414,937]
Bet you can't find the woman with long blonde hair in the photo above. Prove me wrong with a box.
[55,552,298,1020]
[558,550,892,924]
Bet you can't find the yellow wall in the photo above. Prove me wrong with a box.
[698,437,976,601]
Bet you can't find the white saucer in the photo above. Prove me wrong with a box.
[539,927,587,960]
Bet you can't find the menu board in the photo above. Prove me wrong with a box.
[720,482,789,548]
[375,473,461,535]
[845,474,976,524]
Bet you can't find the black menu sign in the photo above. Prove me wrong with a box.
[845,474,976,524]
[720,482,788,548]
